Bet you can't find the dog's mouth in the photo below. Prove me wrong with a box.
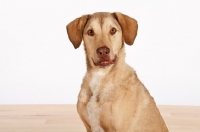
[93,56,117,67]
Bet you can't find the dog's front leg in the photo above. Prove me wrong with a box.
[77,101,92,132]
[77,83,92,132]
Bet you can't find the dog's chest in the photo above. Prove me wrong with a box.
[87,70,106,132]
[89,71,105,95]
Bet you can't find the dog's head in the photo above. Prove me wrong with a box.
[66,12,138,68]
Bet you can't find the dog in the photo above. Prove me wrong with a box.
[66,12,168,132]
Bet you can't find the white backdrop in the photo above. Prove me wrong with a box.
[0,1,200,105]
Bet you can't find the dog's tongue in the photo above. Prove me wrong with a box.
[99,56,115,66]
[100,61,111,66]
[100,60,115,66]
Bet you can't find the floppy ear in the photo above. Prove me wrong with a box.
[112,12,138,45]
[66,15,90,49]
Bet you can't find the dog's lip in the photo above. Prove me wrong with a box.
[93,56,117,67]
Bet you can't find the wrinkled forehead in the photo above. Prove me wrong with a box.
[84,12,121,30]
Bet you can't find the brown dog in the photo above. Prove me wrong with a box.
[66,12,168,132]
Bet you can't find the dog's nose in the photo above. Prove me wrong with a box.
[96,46,110,58]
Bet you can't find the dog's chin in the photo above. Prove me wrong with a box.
[92,56,117,68]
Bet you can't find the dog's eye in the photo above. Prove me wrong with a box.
[110,27,117,35]
[87,29,94,36]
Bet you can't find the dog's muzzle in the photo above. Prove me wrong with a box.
[93,46,116,67]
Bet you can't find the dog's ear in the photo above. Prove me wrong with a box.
[66,15,90,49]
[112,12,138,45]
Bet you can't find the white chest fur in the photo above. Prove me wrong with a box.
[89,70,105,95]
[87,70,106,132]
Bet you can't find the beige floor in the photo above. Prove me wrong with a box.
[0,105,199,132]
